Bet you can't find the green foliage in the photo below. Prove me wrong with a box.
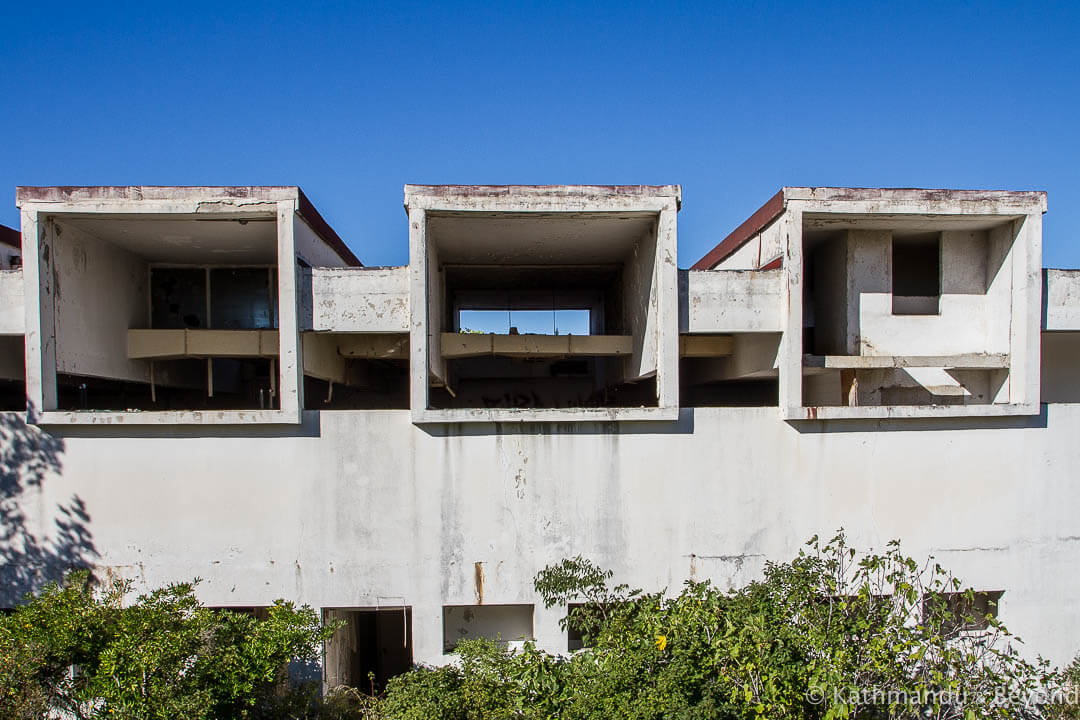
[361,532,1065,720]
[0,571,335,720]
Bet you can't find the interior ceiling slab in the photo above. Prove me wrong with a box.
[60,215,278,264]
[428,212,656,264]
[802,213,1019,232]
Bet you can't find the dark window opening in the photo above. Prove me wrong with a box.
[923,591,1002,635]
[893,234,941,315]
[324,608,413,695]
[430,363,656,410]
[150,267,278,330]
[0,379,25,411]
[303,360,409,410]
[56,359,279,412]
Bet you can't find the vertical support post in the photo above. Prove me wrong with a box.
[277,200,303,422]
[1011,212,1042,410]
[778,204,803,419]
[409,208,429,421]
[21,209,57,415]
[655,203,680,413]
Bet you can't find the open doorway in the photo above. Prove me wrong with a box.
[323,607,413,695]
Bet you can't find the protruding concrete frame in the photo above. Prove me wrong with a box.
[769,188,1047,421]
[16,186,357,425]
[404,185,681,423]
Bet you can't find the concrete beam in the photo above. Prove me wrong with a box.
[128,329,280,359]
[804,354,1011,370]
[336,334,409,359]
[678,336,734,357]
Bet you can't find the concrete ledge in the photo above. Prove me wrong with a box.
[128,329,279,359]
[785,402,1039,421]
[413,405,679,424]
[804,353,1010,369]
[35,408,300,425]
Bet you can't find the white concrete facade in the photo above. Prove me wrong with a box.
[2,184,1079,679]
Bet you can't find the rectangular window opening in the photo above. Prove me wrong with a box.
[458,308,591,336]
[893,234,941,315]
[442,604,534,653]
[923,590,1002,634]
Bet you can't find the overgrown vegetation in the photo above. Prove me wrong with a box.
[364,532,1072,719]
[0,571,333,720]
[3,533,1079,719]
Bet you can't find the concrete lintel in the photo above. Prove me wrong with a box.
[804,353,1010,370]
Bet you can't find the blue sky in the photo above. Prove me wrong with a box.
[1,1,1077,269]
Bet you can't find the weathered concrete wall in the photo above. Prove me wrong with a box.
[680,270,782,333]
[0,269,24,335]
[621,226,659,382]
[7,399,1080,667]
[304,267,408,333]
[294,216,349,269]
[53,221,150,383]
[1045,269,1080,330]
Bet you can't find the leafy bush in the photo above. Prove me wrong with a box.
[0,571,335,720]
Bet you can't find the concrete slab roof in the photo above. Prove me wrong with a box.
[692,187,1048,270]
[14,185,361,267]
[404,184,682,211]
[0,224,19,249]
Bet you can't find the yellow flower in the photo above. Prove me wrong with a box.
[655,634,667,651]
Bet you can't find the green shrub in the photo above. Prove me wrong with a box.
[0,571,335,720]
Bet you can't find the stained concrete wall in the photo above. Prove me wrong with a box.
[621,225,659,382]
[294,216,348,269]
[1045,270,1080,330]
[841,229,1012,357]
[0,269,24,335]
[680,270,782,333]
[7,399,1080,667]
[52,221,150,383]
[303,267,409,333]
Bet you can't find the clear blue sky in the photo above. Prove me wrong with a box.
[2,1,1077,269]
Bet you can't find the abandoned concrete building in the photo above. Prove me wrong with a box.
[1,184,1079,689]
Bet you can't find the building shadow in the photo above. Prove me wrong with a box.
[0,407,96,606]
